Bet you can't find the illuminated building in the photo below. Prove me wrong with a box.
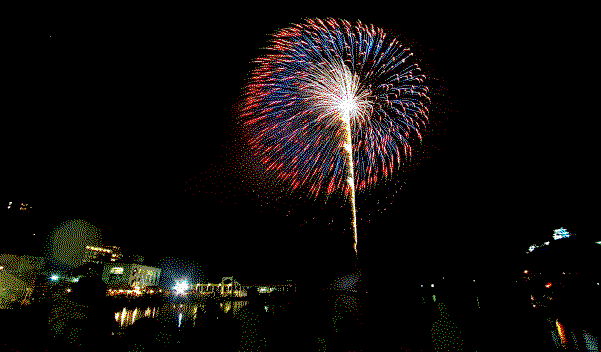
[241,279,296,295]
[193,278,296,297]
[84,245,123,264]
[0,270,30,308]
[102,263,161,295]
[0,254,45,307]
[193,277,247,297]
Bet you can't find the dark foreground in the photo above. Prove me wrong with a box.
[1,281,599,351]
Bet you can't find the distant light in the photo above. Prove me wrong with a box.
[552,228,570,240]
[545,282,552,288]
[543,241,549,245]
[524,270,528,274]
[431,284,434,288]
[51,275,59,281]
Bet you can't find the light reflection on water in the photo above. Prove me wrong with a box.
[113,299,249,329]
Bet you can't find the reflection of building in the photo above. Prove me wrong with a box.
[102,263,161,293]
[0,254,45,307]
[84,245,123,264]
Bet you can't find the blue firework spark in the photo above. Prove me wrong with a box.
[240,17,430,198]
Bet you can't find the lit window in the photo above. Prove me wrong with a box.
[110,267,124,274]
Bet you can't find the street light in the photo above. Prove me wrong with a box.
[174,280,189,295]
[50,275,59,281]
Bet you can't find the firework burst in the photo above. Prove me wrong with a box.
[239,18,431,256]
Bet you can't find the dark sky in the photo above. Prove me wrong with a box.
[6,8,596,290]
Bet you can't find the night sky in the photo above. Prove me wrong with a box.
[6,8,595,292]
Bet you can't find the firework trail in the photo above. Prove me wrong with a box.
[240,18,430,256]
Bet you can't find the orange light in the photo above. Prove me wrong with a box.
[556,319,567,346]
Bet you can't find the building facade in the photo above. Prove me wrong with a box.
[102,263,161,291]
[193,277,246,297]
[0,254,45,307]
[84,245,123,264]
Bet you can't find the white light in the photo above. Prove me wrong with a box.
[553,228,570,240]
[431,284,434,288]
[51,275,59,281]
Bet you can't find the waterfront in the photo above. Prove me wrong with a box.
[3,278,600,351]
[1,287,322,351]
